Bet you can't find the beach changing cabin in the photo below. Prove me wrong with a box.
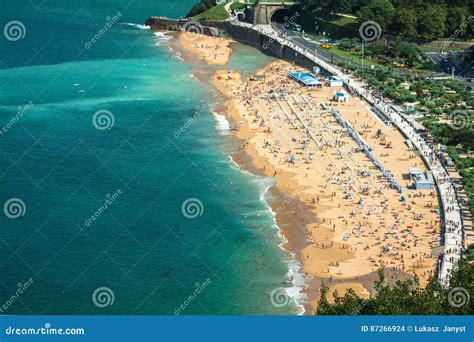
[415,179,432,190]
[409,167,433,190]
[328,76,343,87]
[334,90,349,102]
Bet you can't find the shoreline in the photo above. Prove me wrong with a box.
[231,151,310,315]
[166,31,311,314]
[215,79,313,314]
[163,30,441,314]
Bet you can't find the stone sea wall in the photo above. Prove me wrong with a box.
[145,17,318,71]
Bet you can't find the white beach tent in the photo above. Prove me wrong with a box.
[334,90,350,102]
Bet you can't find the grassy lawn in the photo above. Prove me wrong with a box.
[193,3,229,21]
[330,14,357,27]
[230,2,246,11]
[303,33,384,69]
[329,46,376,66]
[301,8,359,38]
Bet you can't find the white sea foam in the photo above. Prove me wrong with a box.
[154,31,171,38]
[122,23,150,30]
[285,255,308,315]
[212,112,231,135]
[154,31,172,45]
[258,177,308,315]
[225,140,308,314]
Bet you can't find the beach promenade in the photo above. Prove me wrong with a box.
[228,20,464,285]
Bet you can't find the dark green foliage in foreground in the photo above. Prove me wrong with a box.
[301,0,474,40]
[186,0,217,18]
[316,262,474,315]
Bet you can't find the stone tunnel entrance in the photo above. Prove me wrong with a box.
[270,8,294,24]
[253,1,301,25]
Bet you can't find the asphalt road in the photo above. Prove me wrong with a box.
[271,23,340,64]
[271,23,473,86]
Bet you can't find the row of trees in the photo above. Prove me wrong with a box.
[301,0,474,40]
[316,262,474,315]
[339,37,429,68]
[186,0,217,18]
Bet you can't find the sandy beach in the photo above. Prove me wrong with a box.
[171,32,442,313]
[178,32,233,65]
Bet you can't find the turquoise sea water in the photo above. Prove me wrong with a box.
[0,0,302,314]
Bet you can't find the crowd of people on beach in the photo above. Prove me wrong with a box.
[346,78,463,284]
[189,37,231,64]
[213,19,462,286]
[225,60,446,282]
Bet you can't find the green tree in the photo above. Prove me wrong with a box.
[446,7,470,37]
[417,5,447,40]
[392,8,417,38]
[339,37,355,50]
[186,0,217,18]
[300,0,474,40]
[357,0,395,31]
[316,262,474,315]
